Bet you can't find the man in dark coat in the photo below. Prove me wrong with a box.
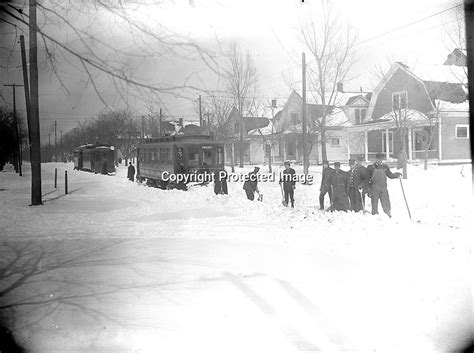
[214,168,228,195]
[366,153,401,217]
[127,162,135,182]
[279,161,296,207]
[243,166,260,201]
[347,158,368,212]
[319,160,334,210]
[328,162,350,212]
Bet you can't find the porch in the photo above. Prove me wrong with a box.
[347,121,440,162]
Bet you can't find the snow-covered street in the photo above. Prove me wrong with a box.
[1,162,472,352]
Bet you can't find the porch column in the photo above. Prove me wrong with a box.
[283,138,287,161]
[295,139,299,161]
[438,116,443,161]
[408,127,413,161]
[364,130,368,162]
[385,129,390,160]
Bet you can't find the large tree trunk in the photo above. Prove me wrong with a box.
[230,142,235,173]
[320,126,327,162]
[424,148,429,170]
[398,128,408,179]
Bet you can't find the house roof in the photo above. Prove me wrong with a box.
[345,94,370,106]
[365,62,435,120]
[248,119,277,136]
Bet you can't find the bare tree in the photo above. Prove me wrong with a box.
[299,0,356,162]
[0,1,221,107]
[222,43,259,168]
[203,93,236,171]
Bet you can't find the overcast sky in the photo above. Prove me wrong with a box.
[0,0,464,142]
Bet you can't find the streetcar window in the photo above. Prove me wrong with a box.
[202,150,213,166]
[146,149,152,162]
[160,147,171,162]
[188,146,200,167]
[152,149,158,161]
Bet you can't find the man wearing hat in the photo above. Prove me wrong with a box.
[279,161,296,207]
[243,166,260,201]
[347,158,368,212]
[319,160,334,210]
[366,153,402,217]
[328,161,350,212]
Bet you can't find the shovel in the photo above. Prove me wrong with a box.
[280,183,288,206]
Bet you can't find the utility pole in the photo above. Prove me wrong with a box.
[141,116,145,140]
[269,99,277,173]
[4,83,24,176]
[198,95,202,127]
[159,108,162,137]
[239,97,244,168]
[20,35,31,146]
[60,130,63,162]
[302,52,309,177]
[29,0,42,205]
[205,112,210,135]
[54,120,57,162]
[48,134,51,162]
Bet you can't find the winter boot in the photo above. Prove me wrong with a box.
[291,201,294,208]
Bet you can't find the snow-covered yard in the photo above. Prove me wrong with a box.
[0,162,472,352]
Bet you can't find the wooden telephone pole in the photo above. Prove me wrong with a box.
[29,0,43,205]
[302,52,309,176]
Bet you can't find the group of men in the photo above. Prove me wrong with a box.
[242,153,401,217]
[319,153,401,217]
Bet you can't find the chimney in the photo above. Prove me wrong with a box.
[337,82,344,93]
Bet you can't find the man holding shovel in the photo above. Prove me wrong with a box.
[279,161,296,208]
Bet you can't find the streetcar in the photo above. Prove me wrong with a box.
[136,135,225,189]
[73,144,116,174]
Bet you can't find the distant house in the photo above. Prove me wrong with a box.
[220,107,270,165]
[346,62,469,163]
[444,48,467,67]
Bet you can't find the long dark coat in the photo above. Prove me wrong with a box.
[329,169,350,211]
[127,165,135,181]
[348,164,368,192]
[214,169,228,195]
[320,166,334,192]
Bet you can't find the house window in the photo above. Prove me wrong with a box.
[455,124,469,139]
[354,108,366,124]
[392,91,408,111]
[234,122,239,133]
[330,137,340,146]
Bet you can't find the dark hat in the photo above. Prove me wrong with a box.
[375,152,385,159]
[334,161,341,167]
[254,166,260,171]
[284,160,291,165]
